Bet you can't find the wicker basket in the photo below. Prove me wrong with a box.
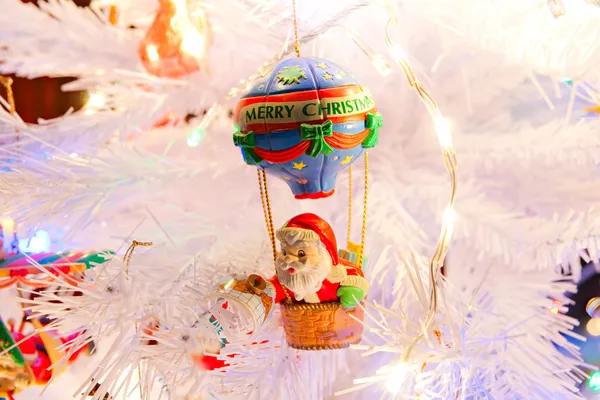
[280,301,364,350]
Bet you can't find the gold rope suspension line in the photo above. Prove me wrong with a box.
[257,169,277,262]
[347,166,353,247]
[123,240,152,400]
[291,0,301,57]
[257,169,293,302]
[357,152,369,268]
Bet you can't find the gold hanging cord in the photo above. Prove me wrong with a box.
[347,166,353,247]
[257,151,369,269]
[291,0,301,57]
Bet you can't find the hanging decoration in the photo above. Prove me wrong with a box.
[232,57,381,199]
[208,0,374,353]
[139,0,211,78]
[0,246,113,398]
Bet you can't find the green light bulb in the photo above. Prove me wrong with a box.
[187,127,206,147]
[588,371,600,392]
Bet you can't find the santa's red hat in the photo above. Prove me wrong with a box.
[277,213,339,265]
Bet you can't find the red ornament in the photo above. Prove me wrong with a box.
[139,0,211,78]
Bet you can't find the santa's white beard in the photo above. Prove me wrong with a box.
[276,259,331,300]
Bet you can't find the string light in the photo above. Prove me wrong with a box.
[381,364,413,394]
[352,363,415,394]
[371,54,392,77]
[1,218,14,231]
[84,91,106,115]
[589,371,600,392]
[436,118,453,149]
[384,2,458,365]
[586,318,600,336]
[186,126,206,147]
[19,230,51,253]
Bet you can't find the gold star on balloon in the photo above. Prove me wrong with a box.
[292,161,307,170]
[315,62,329,70]
[336,71,347,78]
[340,156,353,165]
[259,65,274,78]
[322,72,334,81]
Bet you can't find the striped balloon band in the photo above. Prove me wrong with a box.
[233,86,382,165]
[0,250,114,289]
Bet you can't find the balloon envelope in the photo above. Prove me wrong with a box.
[233,57,382,199]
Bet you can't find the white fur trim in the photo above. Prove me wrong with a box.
[341,275,370,294]
[276,227,319,244]
[327,263,347,283]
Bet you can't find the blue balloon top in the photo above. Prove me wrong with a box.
[242,57,361,98]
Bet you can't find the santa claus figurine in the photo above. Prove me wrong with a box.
[268,213,369,308]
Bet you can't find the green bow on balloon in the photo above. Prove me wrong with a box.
[363,112,382,148]
[233,131,263,165]
[300,120,334,158]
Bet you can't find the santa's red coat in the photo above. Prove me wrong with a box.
[269,260,364,304]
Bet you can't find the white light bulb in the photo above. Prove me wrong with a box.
[181,30,206,58]
[436,118,453,149]
[382,364,412,393]
[587,318,600,336]
[87,92,106,109]
[372,54,392,77]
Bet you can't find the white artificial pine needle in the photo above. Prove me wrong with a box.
[0,0,599,398]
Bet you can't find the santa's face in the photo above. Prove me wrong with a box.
[276,239,332,300]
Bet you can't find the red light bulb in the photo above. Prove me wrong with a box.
[139,0,211,78]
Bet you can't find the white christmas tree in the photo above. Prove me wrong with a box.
[0,0,600,399]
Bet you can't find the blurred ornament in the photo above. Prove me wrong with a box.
[139,0,211,78]
[186,126,205,147]
[0,250,113,289]
[233,57,381,199]
[587,297,600,318]
[0,317,94,395]
[207,275,276,340]
[0,251,110,398]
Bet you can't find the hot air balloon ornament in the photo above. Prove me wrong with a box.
[233,57,382,199]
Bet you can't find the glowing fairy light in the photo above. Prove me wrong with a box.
[1,218,14,230]
[87,92,106,109]
[19,229,51,253]
[172,0,207,59]
[442,206,457,243]
[381,364,412,394]
[180,30,205,57]
[84,91,107,115]
[589,371,600,392]
[371,54,392,77]
[186,126,206,147]
[586,318,600,336]
[352,363,414,394]
[436,118,453,149]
